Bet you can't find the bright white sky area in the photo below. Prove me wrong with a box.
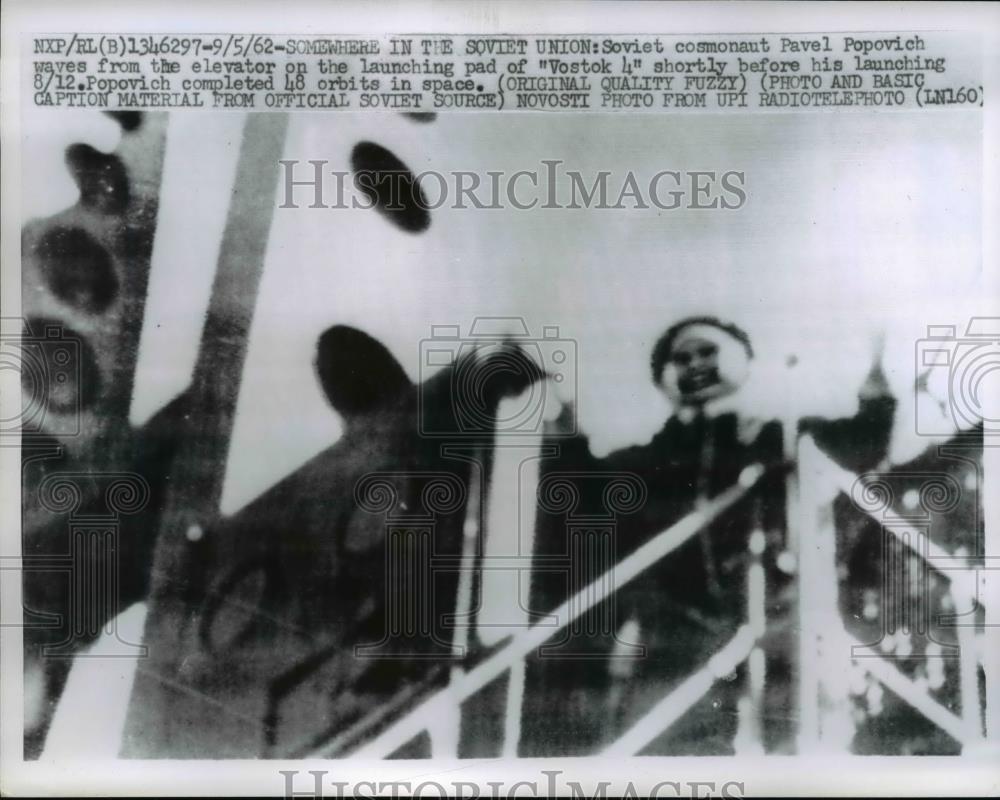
[116,110,982,514]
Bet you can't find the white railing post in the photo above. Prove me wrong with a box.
[742,524,768,755]
[983,443,999,745]
[796,435,821,751]
[481,394,548,758]
[427,448,486,759]
[956,605,983,745]
[796,436,854,754]
[949,547,984,747]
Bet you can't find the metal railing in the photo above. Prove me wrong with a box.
[796,435,987,752]
[305,432,988,758]
[308,462,772,759]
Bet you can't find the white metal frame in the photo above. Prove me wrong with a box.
[311,432,990,758]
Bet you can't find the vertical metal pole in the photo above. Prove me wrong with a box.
[796,436,821,753]
[477,389,545,757]
[748,521,767,746]
[735,516,767,755]
[956,603,983,746]
[782,416,800,555]
[950,549,983,747]
[984,444,1000,743]
[499,414,545,759]
[429,449,485,758]
[121,114,290,755]
[796,438,856,753]
[451,452,483,669]
[502,659,527,758]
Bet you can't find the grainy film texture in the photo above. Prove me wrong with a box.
[11,26,997,772]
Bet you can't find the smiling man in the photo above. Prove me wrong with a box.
[599,314,787,754]
[607,315,782,615]
[652,315,755,412]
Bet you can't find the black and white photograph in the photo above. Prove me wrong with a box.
[2,2,999,796]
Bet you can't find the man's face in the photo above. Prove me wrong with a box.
[671,335,724,403]
[660,323,751,407]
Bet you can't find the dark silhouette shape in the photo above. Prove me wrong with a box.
[315,325,412,417]
[350,141,431,233]
[35,226,119,314]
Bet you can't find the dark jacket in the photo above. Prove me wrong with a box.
[604,412,785,664]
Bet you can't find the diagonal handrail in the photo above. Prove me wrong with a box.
[602,625,758,756]
[851,636,972,744]
[808,439,985,609]
[306,463,772,758]
[313,433,985,758]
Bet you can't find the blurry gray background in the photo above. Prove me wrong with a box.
[107,110,982,513]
